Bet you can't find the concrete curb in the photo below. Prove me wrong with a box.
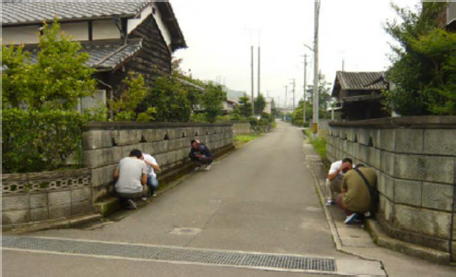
[3,213,102,235]
[304,138,388,276]
[365,219,451,265]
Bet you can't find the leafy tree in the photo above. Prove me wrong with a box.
[238,95,253,117]
[146,75,192,122]
[307,73,332,110]
[2,19,96,110]
[254,93,266,114]
[109,72,151,121]
[384,2,455,115]
[201,82,226,123]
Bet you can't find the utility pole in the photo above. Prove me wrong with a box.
[302,54,308,124]
[251,45,254,115]
[257,45,261,97]
[284,86,288,109]
[312,0,321,137]
[290,79,296,109]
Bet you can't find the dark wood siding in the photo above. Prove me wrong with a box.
[109,14,172,94]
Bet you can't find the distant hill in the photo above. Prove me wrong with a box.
[225,88,246,103]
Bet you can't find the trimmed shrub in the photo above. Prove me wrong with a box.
[2,109,85,173]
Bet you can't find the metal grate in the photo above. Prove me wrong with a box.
[2,236,335,272]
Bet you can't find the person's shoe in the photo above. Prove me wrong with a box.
[325,199,335,206]
[127,199,137,210]
[152,193,157,197]
[344,213,358,224]
[141,196,148,201]
[204,165,212,171]
[194,166,201,171]
[364,211,371,218]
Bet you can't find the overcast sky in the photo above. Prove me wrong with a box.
[171,0,420,107]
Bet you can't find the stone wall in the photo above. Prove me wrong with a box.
[327,116,456,261]
[83,122,234,201]
[2,169,93,228]
[232,122,251,135]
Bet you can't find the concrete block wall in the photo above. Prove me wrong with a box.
[327,116,456,261]
[2,169,93,228]
[83,122,234,201]
[232,122,251,135]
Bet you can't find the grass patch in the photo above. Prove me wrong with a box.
[304,129,327,159]
[234,133,262,147]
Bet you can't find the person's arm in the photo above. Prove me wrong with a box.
[144,159,161,172]
[141,173,147,185]
[114,167,120,180]
[327,162,349,180]
[327,168,340,181]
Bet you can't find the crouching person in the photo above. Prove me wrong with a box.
[325,158,353,206]
[189,139,213,171]
[114,149,148,209]
[336,164,378,224]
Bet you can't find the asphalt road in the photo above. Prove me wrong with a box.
[2,122,358,276]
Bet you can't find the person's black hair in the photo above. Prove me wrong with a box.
[355,163,365,168]
[191,139,196,145]
[129,149,142,159]
[342,158,353,164]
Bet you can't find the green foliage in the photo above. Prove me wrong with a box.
[2,109,85,173]
[191,113,207,123]
[384,2,455,115]
[304,129,326,159]
[110,72,148,121]
[291,100,328,126]
[234,134,262,143]
[254,93,266,114]
[307,73,332,111]
[238,95,253,117]
[2,19,96,110]
[201,82,226,123]
[137,107,157,122]
[146,75,192,122]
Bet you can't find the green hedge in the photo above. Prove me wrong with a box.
[2,109,85,173]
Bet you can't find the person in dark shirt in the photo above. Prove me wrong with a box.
[189,139,213,171]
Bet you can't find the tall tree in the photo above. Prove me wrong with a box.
[384,2,455,115]
[201,82,226,123]
[2,19,96,110]
[238,95,253,117]
[254,93,266,114]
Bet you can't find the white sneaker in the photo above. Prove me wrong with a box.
[127,199,137,209]
[325,199,335,206]
[152,193,157,197]
[204,165,211,171]
[194,166,201,171]
[141,196,147,201]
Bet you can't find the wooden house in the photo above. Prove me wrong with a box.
[331,71,390,121]
[1,0,186,110]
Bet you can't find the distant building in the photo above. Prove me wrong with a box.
[331,71,390,121]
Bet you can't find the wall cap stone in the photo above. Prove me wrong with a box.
[84,122,233,131]
[328,116,456,129]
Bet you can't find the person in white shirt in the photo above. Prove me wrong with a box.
[325,158,353,206]
[114,149,148,209]
[141,152,161,198]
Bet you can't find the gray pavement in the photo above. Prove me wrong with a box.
[3,122,429,276]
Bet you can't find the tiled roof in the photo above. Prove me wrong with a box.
[335,71,387,91]
[2,1,149,25]
[24,39,143,70]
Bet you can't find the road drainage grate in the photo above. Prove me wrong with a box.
[2,236,335,272]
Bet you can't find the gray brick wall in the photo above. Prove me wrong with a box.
[327,117,456,257]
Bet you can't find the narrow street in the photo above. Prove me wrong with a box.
[0,123,392,276]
